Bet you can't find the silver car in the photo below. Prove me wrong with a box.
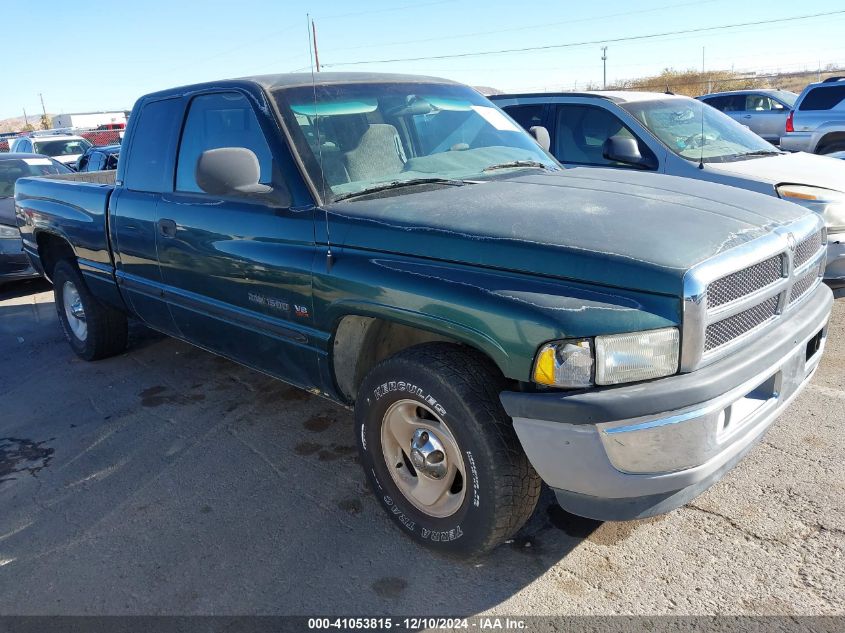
[779,77,845,154]
[697,89,797,144]
[490,91,845,297]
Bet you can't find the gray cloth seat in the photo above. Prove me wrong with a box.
[343,124,405,182]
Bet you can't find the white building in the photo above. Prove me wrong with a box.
[51,111,127,129]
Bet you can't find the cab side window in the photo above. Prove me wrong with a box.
[175,92,277,196]
[502,104,545,131]
[553,104,649,168]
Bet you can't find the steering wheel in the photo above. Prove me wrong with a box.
[683,132,719,149]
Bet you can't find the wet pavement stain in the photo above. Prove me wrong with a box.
[139,385,172,407]
[303,415,333,432]
[338,498,362,515]
[0,437,55,483]
[294,441,322,456]
[371,577,408,599]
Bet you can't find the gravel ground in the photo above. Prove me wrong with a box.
[0,278,842,616]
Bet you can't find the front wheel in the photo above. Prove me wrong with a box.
[355,343,541,558]
[53,259,128,361]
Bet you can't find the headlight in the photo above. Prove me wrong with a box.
[533,327,679,388]
[0,224,20,239]
[533,339,593,388]
[776,185,845,232]
[594,327,679,385]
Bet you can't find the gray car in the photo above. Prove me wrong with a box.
[697,89,797,144]
[0,153,71,282]
[779,77,845,154]
[490,91,845,296]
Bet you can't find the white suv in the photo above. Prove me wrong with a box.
[10,133,93,166]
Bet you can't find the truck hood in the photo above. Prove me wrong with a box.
[325,168,809,296]
[704,151,845,192]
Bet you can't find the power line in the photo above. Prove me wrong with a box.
[325,0,722,53]
[322,9,845,68]
[316,0,452,21]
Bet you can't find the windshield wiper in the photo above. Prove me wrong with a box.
[733,150,784,158]
[333,178,467,202]
[482,160,551,172]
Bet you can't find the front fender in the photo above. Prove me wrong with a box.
[313,249,680,381]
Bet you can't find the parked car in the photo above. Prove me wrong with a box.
[15,73,833,558]
[76,144,120,172]
[696,89,797,144]
[96,123,125,131]
[0,153,71,282]
[10,134,93,166]
[491,91,845,297]
[780,77,845,154]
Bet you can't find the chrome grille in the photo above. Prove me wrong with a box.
[682,215,827,371]
[790,262,822,303]
[704,296,779,352]
[706,254,783,308]
[794,230,823,268]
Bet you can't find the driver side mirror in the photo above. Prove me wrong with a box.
[529,126,551,152]
[196,147,273,196]
[602,136,655,169]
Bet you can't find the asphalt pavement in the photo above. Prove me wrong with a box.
[0,277,842,616]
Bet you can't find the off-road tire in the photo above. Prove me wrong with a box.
[53,259,128,361]
[818,141,845,155]
[355,343,541,558]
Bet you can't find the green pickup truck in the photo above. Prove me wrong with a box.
[14,73,833,558]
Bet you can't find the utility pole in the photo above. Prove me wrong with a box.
[22,108,29,127]
[38,93,49,130]
[601,46,608,89]
[312,19,320,72]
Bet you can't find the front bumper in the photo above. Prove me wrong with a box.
[825,232,845,298]
[0,236,39,282]
[501,284,833,521]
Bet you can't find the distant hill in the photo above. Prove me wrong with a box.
[0,115,55,134]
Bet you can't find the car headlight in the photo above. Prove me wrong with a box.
[533,327,680,388]
[776,185,845,232]
[0,224,20,239]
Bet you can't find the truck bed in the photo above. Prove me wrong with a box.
[15,170,117,284]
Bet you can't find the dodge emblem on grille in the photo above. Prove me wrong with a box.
[787,232,797,251]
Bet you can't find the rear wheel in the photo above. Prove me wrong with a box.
[355,343,541,558]
[53,260,128,361]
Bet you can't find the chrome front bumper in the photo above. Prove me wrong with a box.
[501,283,833,521]
[825,232,845,296]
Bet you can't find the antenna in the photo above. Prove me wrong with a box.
[308,13,333,270]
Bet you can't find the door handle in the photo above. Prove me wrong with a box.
[742,114,752,119]
[158,218,177,238]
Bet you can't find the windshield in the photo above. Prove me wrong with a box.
[621,98,778,163]
[0,158,71,197]
[33,138,92,157]
[774,90,798,108]
[273,82,558,201]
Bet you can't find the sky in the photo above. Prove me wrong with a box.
[3,0,845,120]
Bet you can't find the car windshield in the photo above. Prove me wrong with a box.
[621,98,778,163]
[273,82,558,201]
[33,138,92,156]
[0,158,71,197]
[774,90,798,108]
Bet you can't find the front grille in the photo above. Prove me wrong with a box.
[704,295,779,352]
[794,230,823,268]
[706,254,783,308]
[790,262,822,303]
